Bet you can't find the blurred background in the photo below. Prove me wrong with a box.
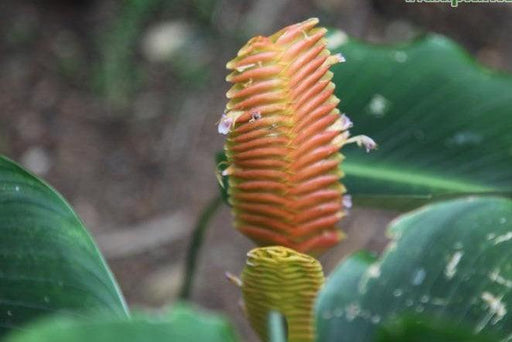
[1,0,511,340]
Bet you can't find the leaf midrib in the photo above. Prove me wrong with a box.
[342,161,495,193]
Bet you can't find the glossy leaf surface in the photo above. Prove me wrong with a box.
[0,156,127,335]
[376,315,496,342]
[317,197,512,341]
[329,32,512,207]
[5,304,238,342]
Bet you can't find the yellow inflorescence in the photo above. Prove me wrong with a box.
[241,246,325,342]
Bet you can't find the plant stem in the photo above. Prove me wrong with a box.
[179,195,223,300]
[268,311,287,342]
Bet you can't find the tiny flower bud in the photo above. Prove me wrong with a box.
[342,194,352,209]
[333,52,346,63]
[346,135,378,152]
[218,114,233,135]
[221,166,231,176]
[340,114,353,131]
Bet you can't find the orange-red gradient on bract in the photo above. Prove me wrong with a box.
[221,18,351,255]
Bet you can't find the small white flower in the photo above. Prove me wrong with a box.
[345,135,377,153]
[218,114,233,135]
[342,194,352,209]
[333,52,346,63]
[222,165,233,176]
[359,136,377,152]
[340,114,353,131]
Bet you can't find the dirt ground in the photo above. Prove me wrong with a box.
[1,0,511,340]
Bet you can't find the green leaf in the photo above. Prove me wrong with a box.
[4,303,239,342]
[0,156,128,335]
[217,33,512,210]
[329,32,512,208]
[315,251,377,341]
[316,197,512,341]
[376,315,497,342]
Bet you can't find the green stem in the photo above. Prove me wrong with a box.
[179,195,223,300]
[268,311,287,342]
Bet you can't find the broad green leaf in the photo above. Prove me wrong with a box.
[217,33,512,210]
[329,32,512,208]
[4,303,239,342]
[376,315,496,342]
[315,251,377,342]
[316,197,512,341]
[0,156,128,335]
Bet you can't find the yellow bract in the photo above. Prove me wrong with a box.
[242,246,325,342]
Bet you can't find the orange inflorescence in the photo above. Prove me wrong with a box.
[221,18,368,255]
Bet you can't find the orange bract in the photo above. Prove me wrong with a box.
[222,18,350,255]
